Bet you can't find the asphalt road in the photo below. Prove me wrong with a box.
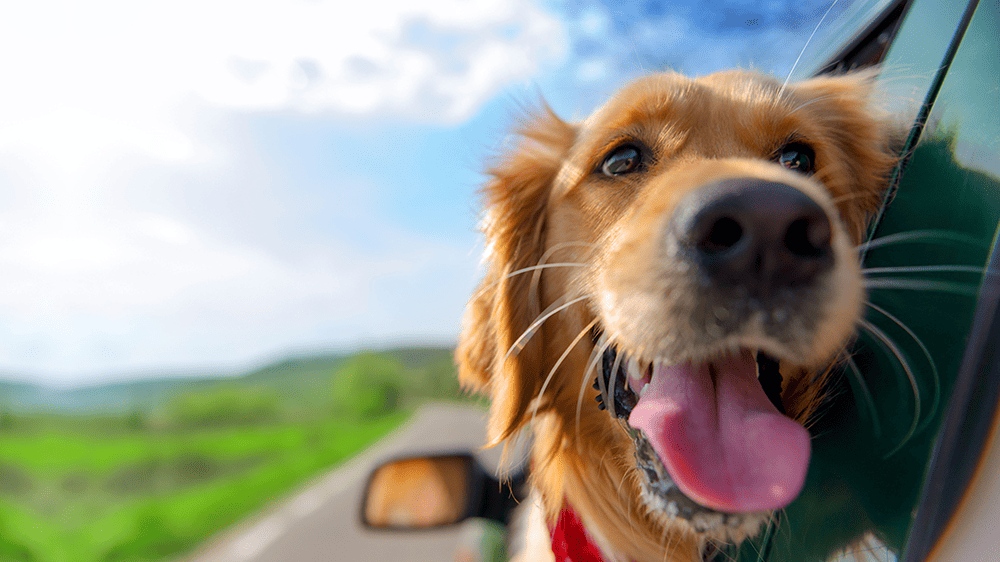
[183,402,522,562]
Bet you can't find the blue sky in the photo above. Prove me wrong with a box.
[0,0,856,386]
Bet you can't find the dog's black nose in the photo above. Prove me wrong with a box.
[680,179,833,292]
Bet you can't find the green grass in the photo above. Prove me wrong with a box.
[0,345,470,562]
[0,412,407,562]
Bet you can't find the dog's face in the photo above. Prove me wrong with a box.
[458,70,898,561]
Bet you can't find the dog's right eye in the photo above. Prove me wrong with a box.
[776,142,816,174]
[601,145,643,176]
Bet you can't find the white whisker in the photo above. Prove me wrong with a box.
[529,241,595,306]
[504,294,590,362]
[471,262,587,302]
[782,0,839,91]
[788,93,835,114]
[530,319,598,430]
[857,229,982,253]
[846,354,883,440]
[862,264,984,276]
[858,319,920,458]
[615,463,640,544]
[863,278,979,296]
[865,300,940,433]
[577,338,611,454]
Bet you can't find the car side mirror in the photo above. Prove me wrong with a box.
[360,452,525,530]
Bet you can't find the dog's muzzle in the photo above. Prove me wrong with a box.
[590,178,838,533]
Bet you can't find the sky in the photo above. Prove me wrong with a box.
[0,0,857,387]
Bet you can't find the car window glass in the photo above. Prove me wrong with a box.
[792,0,900,80]
[729,1,994,561]
[796,0,976,127]
[921,2,1000,177]
[818,0,911,75]
[876,0,978,124]
[892,2,1000,558]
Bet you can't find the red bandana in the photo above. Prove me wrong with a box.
[550,505,606,562]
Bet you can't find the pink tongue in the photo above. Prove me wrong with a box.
[628,350,810,513]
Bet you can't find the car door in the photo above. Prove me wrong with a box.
[731,1,1000,560]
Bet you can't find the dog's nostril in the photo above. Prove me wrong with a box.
[784,216,832,257]
[680,179,835,291]
[699,217,744,254]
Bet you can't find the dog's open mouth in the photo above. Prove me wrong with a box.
[593,333,811,530]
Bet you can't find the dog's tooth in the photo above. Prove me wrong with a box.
[628,358,642,381]
[648,358,661,387]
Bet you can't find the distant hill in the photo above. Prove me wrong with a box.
[0,345,457,414]
[0,375,218,413]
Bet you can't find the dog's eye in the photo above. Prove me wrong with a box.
[776,143,815,174]
[601,145,643,176]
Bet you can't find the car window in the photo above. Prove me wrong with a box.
[790,0,901,80]
[814,0,910,75]
[728,1,997,561]
[890,1,1000,559]
[797,0,979,126]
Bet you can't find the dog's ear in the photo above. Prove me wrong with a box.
[456,107,576,447]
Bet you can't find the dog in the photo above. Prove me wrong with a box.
[456,69,899,562]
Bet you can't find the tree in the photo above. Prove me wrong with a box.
[331,353,406,418]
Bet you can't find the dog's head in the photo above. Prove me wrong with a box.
[458,70,898,560]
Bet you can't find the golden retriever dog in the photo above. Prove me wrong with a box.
[456,70,899,562]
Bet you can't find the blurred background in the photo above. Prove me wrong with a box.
[0,1,857,561]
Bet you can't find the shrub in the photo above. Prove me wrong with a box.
[161,386,282,428]
[101,510,186,562]
[331,353,406,418]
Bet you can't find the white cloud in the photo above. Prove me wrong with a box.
[577,6,611,37]
[0,111,486,383]
[0,202,476,380]
[0,0,567,164]
[0,0,568,203]
[0,0,564,383]
[577,58,610,83]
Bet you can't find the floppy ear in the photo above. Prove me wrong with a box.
[456,107,576,447]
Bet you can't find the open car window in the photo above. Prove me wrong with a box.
[732,1,1000,560]
[888,1,1000,560]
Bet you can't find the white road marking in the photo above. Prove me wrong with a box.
[184,403,504,562]
[225,517,286,561]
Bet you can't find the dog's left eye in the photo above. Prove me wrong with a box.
[776,143,815,174]
[601,144,643,176]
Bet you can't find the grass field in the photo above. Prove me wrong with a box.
[0,346,467,562]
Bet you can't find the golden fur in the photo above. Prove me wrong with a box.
[457,70,898,562]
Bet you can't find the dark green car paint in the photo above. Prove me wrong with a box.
[732,0,1000,560]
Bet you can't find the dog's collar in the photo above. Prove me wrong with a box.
[550,504,724,562]
[550,505,606,562]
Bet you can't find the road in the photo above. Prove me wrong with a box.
[183,402,523,562]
